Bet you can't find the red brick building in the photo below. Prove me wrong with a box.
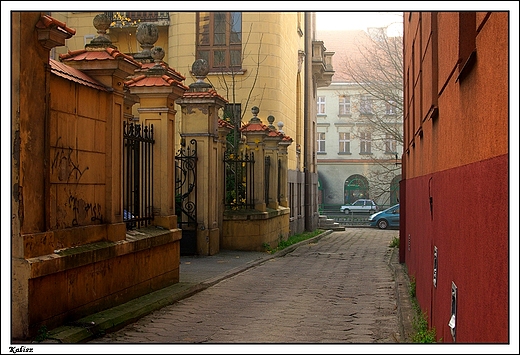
[401,12,509,343]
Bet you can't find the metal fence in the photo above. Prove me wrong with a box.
[224,151,255,210]
[123,121,154,229]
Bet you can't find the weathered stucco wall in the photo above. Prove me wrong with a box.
[401,12,509,343]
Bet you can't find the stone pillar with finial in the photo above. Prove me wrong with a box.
[264,115,283,209]
[176,59,227,255]
[240,106,271,212]
[277,121,292,208]
[125,23,188,229]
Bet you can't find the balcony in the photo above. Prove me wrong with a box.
[312,40,335,88]
[105,12,170,27]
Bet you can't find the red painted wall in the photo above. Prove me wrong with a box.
[403,155,508,342]
[401,12,509,343]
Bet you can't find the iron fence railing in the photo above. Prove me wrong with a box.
[224,151,255,210]
[105,12,170,26]
[175,139,197,229]
[264,156,270,204]
[123,121,154,229]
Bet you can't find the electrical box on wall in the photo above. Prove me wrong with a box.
[448,281,457,342]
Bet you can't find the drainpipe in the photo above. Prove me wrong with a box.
[303,12,311,231]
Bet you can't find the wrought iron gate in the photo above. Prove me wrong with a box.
[123,121,154,229]
[175,139,198,255]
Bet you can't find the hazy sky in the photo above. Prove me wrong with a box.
[316,11,403,35]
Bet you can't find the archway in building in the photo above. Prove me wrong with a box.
[390,174,401,205]
[344,174,369,204]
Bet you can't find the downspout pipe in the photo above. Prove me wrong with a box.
[303,12,311,231]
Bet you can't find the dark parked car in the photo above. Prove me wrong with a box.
[369,204,400,229]
[340,199,378,214]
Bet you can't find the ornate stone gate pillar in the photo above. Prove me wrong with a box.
[126,26,188,229]
[176,59,228,255]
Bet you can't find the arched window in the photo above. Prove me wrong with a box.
[390,174,401,205]
[344,175,369,204]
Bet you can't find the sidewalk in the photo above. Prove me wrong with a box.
[40,229,414,343]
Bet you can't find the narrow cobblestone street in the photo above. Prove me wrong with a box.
[89,228,404,345]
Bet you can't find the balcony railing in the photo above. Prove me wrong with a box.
[105,12,170,27]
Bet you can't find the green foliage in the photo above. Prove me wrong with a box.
[407,275,440,343]
[34,325,49,342]
[409,275,416,298]
[411,308,438,343]
[263,230,324,254]
[389,236,399,248]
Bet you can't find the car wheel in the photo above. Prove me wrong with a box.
[344,209,350,215]
[377,219,388,229]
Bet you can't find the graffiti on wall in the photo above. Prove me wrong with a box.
[50,137,104,228]
[67,193,103,226]
[51,137,89,183]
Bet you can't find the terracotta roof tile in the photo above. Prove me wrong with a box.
[59,48,142,68]
[49,59,108,91]
[124,74,189,90]
[182,89,227,101]
[267,129,283,138]
[140,62,186,81]
[240,122,271,133]
[36,14,76,36]
[218,119,234,130]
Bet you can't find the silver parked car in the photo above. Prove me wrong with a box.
[340,199,378,214]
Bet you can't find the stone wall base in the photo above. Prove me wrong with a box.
[12,226,181,341]
[222,207,290,251]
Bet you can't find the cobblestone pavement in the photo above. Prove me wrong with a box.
[89,228,404,345]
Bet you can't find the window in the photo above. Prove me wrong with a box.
[386,100,396,115]
[344,174,369,204]
[360,95,373,114]
[339,132,351,153]
[385,134,397,153]
[317,96,326,115]
[360,132,372,154]
[457,12,477,82]
[339,95,351,115]
[197,12,242,71]
[317,132,326,153]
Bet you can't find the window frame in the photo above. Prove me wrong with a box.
[317,132,326,153]
[339,95,351,115]
[360,95,373,115]
[385,134,397,154]
[360,132,372,154]
[197,12,242,72]
[339,132,351,154]
[317,96,326,115]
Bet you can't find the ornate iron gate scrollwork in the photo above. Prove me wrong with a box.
[175,139,197,255]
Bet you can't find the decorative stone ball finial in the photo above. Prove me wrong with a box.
[91,13,111,44]
[189,59,212,90]
[267,115,275,129]
[250,106,260,123]
[135,23,159,58]
[192,59,210,82]
[277,121,285,134]
[151,46,165,67]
